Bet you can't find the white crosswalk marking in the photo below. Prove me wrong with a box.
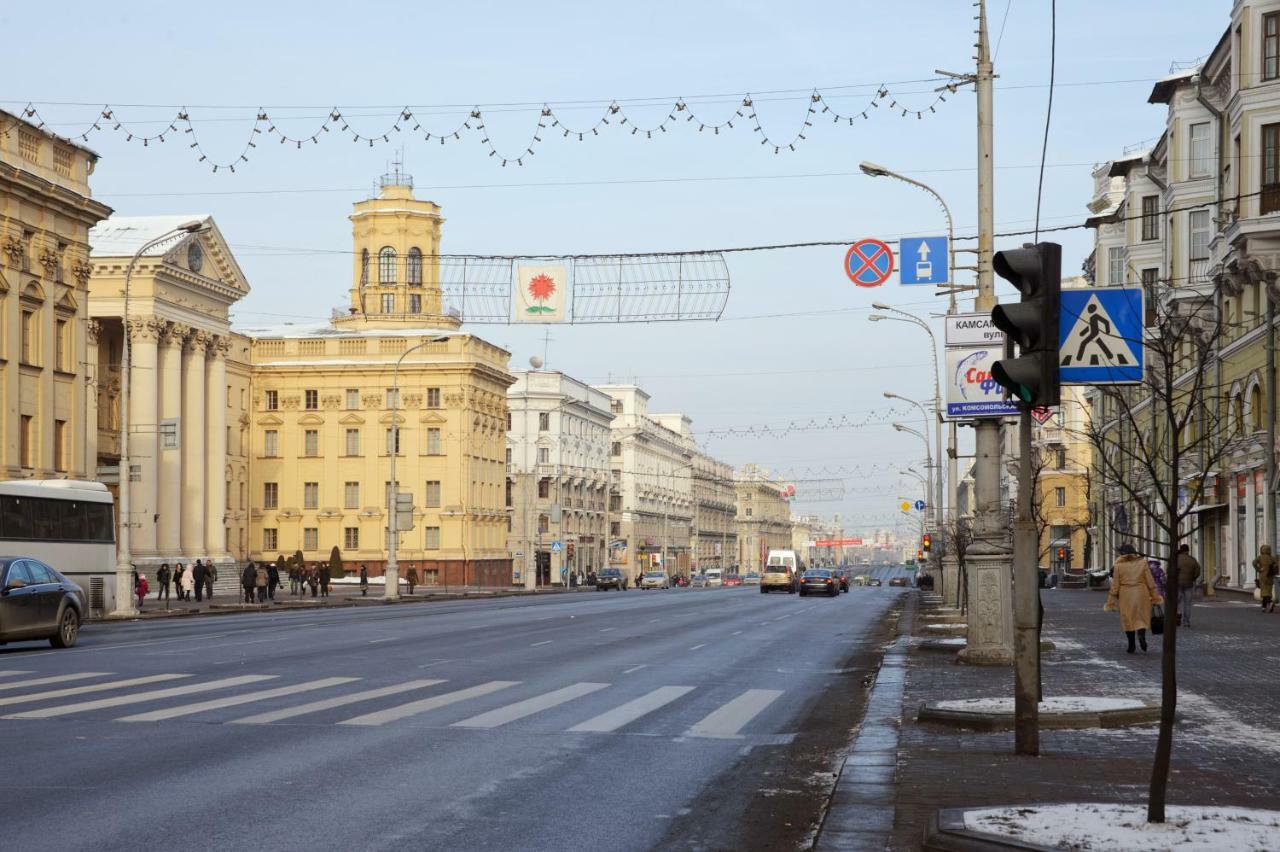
[3,675,275,720]
[116,677,359,722]
[453,682,610,729]
[568,686,695,733]
[0,671,33,678]
[339,681,519,727]
[0,674,191,708]
[0,673,111,692]
[229,680,447,725]
[685,689,784,739]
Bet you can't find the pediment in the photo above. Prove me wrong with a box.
[378,412,407,425]
[257,414,285,426]
[297,413,326,426]
[160,218,251,297]
[419,412,448,425]
[338,413,366,425]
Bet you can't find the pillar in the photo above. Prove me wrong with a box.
[85,319,100,476]
[157,322,187,558]
[127,318,163,555]
[181,330,209,557]
[205,336,229,557]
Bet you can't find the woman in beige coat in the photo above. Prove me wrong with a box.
[1105,543,1163,653]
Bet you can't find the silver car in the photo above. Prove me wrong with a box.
[639,571,671,590]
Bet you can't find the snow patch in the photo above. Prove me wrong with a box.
[926,638,967,646]
[963,803,1280,851]
[933,696,1145,714]
[924,623,967,631]
[1176,691,1280,758]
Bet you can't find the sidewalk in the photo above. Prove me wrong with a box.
[883,587,1280,850]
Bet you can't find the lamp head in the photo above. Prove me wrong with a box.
[177,219,208,233]
[859,161,891,178]
[871,301,891,311]
[868,315,886,322]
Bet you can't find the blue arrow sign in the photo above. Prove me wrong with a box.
[914,499,927,511]
[1059,287,1144,384]
[900,237,949,285]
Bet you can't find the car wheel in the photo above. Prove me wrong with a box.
[51,606,80,649]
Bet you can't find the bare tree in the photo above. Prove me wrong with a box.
[941,514,974,612]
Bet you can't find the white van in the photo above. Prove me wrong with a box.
[703,568,723,587]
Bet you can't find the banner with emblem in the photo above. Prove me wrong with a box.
[514,264,568,323]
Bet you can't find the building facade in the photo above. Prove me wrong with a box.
[0,109,111,480]
[506,370,612,587]
[1033,385,1092,577]
[735,465,792,572]
[690,447,737,573]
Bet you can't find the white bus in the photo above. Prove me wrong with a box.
[0,480,116,617]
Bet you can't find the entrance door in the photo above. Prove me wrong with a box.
[536,551,551,586]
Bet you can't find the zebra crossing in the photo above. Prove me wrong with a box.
[0,669,786,738]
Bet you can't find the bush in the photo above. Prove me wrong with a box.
[329,545,345,579]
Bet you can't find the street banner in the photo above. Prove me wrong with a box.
[514,264,568,323]
[945,346,1020,419]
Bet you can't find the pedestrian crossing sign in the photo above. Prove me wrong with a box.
[1058,287,1144,384]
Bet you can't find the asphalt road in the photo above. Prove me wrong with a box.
[0,567,910,852]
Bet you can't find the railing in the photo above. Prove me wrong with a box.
[1189,258,1211,287]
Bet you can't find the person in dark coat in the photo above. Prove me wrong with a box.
[156,563,171,602]
[307,565,319,597]
[1175,544,1201,628]
[267,562,280,601]
[289,565,301,596]
[242,561,257,604]
[192,560,207,603]
[173,563,186,601]
[205,560,217,601]
[359,564,369,597]
[1255,545,1278,612]
[318,564,330,598]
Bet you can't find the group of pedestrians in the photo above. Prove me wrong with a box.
[284,562,333,598]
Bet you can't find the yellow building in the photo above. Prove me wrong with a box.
[735,465,793,572]
[1034,385,1092,580]
[0,109,111,478]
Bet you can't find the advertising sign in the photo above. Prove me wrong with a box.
[945,346,1020,419]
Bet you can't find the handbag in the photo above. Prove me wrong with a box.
[1256,586,1264,601]
[1150,604,1165,635]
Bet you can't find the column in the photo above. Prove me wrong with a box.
[127,318,163,555]
[84,320,100,477]
[181,330,209,557]
[204,336,229,558]
[156,322,187,559]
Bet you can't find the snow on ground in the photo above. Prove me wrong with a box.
[932,696,1145,714]
[964,803,1280,851]
[331,576,408,586]
[927,638,967,646]
[924,623,967,631]
[1176,691,1280,759]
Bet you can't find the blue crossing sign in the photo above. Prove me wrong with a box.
[899,237,949,285]
[1058,287,1144,384]
[550,541,563,553]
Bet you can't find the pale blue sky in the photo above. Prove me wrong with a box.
[6,1,1226,534]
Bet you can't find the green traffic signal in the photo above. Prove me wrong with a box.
[990,242,1062,408]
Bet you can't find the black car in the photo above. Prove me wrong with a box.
[595,568,628,591]
[798,568,840,597]
[0,558,87,648]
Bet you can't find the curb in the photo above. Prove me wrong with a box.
[924,808,1062,852]
[916,700,1161,731]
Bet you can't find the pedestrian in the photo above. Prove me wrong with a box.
[242,561,257,604]
[1256,545,1278,612]
[1147,558,1167,600]
[255,561,269,603]
[1104,543,1164,653]
[307,565,319,598]
[359,564,369,597]
[289,564,301,596]
[405,567,417,596]
[319,564,330,598]
[156,563,171,602]
[192,559,207,603]
[179,561,195,602]
[1176,544,1201,628]
[267,561,280,601]
[134,571,148,609]
[173,562,185,601]
[205,560,217,601]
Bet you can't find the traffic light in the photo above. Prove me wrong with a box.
[922,534,932,557]
[991,242,1062,407]
[1056,546,1066,561]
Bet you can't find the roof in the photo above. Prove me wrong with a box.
[1085,200,1125,229]
[1148,67,1199,104]
[88,215,211,258]
[232,319,464,340]
[0,108,101,160]
[1107,150,1150,177]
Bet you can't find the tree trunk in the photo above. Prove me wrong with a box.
[1147,385,1180,823]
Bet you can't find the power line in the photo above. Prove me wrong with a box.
[1033,0,1056,241]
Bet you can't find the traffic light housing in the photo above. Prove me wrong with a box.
[922,533,932,557]
[991,242,1062,407]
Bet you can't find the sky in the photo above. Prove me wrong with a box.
[5,0,1229,535]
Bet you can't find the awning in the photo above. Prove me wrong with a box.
[1186,502,1227,514]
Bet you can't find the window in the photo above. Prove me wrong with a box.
[1263,123,1280,215]
[537,447,549,464]
[378,246,397,283]
[263,482,279,509]
[610,521,621,536]
[385,427,401,455]
[381,294,395,314]
[1107,247,1125,286]
[425,480,441,508]
[1054,448,1066,470]
[610,399,622,414]
[345,389,359,410]
[538,514,549,534]
[745,507,753,517]
[384,480,401,508]
[407,247,423,285]
[263,528,278,551]
[303,528,318,551]
[611,442,621,457]
[538,478,551,498]
[1054,487,1066,508]
[426,427,442,455]
[609,495,622,512]
[1189,210,1211,277]
[505,480,513,506]
[264,430,279,457]
[1141,195,1159,241]
[304,389,318,410]
[344,481,360,509]
[1189,122,1212,178]
[161,419,179,449]
[54,319,69,371]
[53,420,67,471]
[426,387,441,408]
[20,310,37,365]
[303,429,319,457]
[345,428,360,456]
[303,482,319,509]
[386,388,400,409]
[409,294,422,314]
[265,390,278,411]
[344,527,360,550]
[1266,12,1280,81]
[538,412,550,431]
[1141,268,1159,327]
[424,526,440,549]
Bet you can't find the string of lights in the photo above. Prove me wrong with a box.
[694,407,910,440]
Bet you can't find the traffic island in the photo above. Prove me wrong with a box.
[917,696,1160,731]
[923,804,1280,851]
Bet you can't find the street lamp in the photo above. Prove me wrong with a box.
[113,219,208,617]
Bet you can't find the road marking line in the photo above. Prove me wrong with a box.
[117,677,359,722]
[0,673,111,692]
[0,674,192,708]
[452,682,609,729]
[367,637,400,644]
[569,686,695,733]
[689,644,707,651]
[731,630,743,636]
[230,680,447,725]
[648,618,661,623]
[3,675,275,720]
[531,640,553,647]
[339,681,519,727]
[622,665,647,675]
[685,689,784,739]
[599,628,616,633]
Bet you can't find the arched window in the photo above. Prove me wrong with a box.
[1250,384,1264,431]
[378,247,397,284]
[407,247,422,285]
[360,249,369,286]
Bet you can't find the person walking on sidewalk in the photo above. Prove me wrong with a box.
[242,561,257,604]
[359,564,369,597]
[289,564,301,596]
[192,559,207,603]
[1176,544,1201,628]
[179,562,195,602]
[318,564,330,598]
[1105,543,1163,653]
[267,561,280,601]
[134,572,148,610]
[307,565,319,598]
[205,560,217,601]
[173,563,185,601]
[254,562,269,603]
[1255,545,1278,612]
[156,563,171,602]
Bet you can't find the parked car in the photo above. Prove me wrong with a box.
[639,571,671,590]
[723,574,742,587]
[742,572,761,585]
[595,568,628,591]
[690,575,708,588]
[703,569,724,587]
[0,557,87,648]
[889,576,909,587]
[798,568,840,597]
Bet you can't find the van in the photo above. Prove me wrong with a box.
[703,568,723,587]
[761,549,800,594]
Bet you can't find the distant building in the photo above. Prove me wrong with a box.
[735,465,792,572]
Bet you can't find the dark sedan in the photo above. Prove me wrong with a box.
[0,557,87,648]
[595,568,628,591]
[798,568,840,597]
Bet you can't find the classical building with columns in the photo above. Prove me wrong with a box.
[86,216,251,573]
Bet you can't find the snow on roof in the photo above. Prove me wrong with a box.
[89,215,211,258]
[1148,67,1201,104]
[231,319,464,339]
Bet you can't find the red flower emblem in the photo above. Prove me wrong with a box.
[526,272,557,314]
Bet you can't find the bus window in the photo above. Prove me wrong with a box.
[1,496,31,539]
[86,503,115,543]
[59,501,87,541]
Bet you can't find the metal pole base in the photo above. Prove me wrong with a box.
[956,538,1014,666]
